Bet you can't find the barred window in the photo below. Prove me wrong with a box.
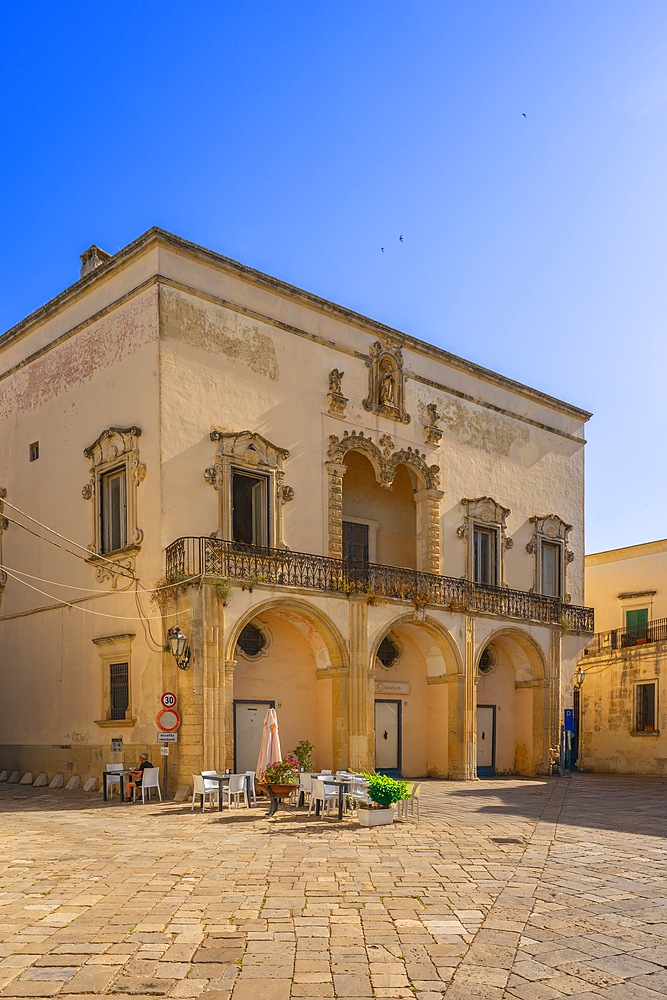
[110,662,129,720]
[636,682,656,733]
[237,623,266,658]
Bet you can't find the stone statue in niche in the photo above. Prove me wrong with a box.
[363,340,410,423]
[424,402,442,445]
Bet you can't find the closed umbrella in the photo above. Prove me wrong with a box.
[256,708,282,780]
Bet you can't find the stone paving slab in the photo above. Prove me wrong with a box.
[2,775,667,996]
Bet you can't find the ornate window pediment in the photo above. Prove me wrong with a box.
[458,496,512,586]
[527,514,573,601]
[82,427,145,586]
[363,340,410,424]
[205,430,293,548]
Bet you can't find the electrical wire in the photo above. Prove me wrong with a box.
[2,567,190,621]
[0,563,202,596]
[2,499,137,579]
[3,513,136,581]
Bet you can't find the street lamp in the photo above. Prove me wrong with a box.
[574,666,586,687]
[167,625,190,670]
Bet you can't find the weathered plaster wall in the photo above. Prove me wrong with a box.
[585,540,667,631]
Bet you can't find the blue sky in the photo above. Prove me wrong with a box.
[1,2,665,554]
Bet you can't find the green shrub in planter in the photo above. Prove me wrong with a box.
[363,772,410,808]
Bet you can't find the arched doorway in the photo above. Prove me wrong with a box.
[226,600,347,774]
[475,629,548,776]
[369,614,463,777]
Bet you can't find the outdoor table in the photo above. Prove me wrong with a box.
[102,769,130,803]
[319,777,351,821]
[204,773,253,813]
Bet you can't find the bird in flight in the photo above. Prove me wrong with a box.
[522,113,527,118]
[381,247,384,253]
[399,235,404,243]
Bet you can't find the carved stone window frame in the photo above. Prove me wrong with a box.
[93,633,137,728]
[205,430,293,548]
[363,340,411,424]
[457,496,512,586]
[527,514,573,602]
[235,618,273,662]
[82,427,145,586]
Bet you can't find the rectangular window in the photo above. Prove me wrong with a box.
[29,442,39,461]
[110,662,129,720]
[232,470,269,547]
[100,467,127,553]
[626,608,648,641]
[473,526,497,585]
[343,521,370,564]
[636,682,656,732]
[541,541,562,598]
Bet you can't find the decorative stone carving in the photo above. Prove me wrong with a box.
[82,427,145,587]
[0,488,6,591]
[527,514,573,602]
[363,340,410,424]
[206,430,292,546]
[424,403,443,445]
[327,369,348,417]
[326,431,442,569]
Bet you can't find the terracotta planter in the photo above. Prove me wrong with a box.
[258,783,298,798]
[357,805,395,827]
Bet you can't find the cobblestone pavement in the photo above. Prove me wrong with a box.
[2,774,667,999]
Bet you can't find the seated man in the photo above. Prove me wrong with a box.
[125,753,153,802]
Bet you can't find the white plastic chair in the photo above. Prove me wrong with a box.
[105,763,124,799]
[221,773,249,809]
[192,773,219,810]
[139,767,162,803]
[320,769,333,775]
[346,777,371,811]
[397,781,421,820]
[308,777,338,818]
[245,771,257,806]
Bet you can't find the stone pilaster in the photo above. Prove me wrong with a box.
[462,615,477,780]
[201,584,225,773]
[326,461,347,559]
[547,627,562,770]
[414,488,444,574]
[347,596,373,772]
[223,659,237,771]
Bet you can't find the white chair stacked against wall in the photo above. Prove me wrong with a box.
[397,781,421,820]
[192,773,219,811]
[138,767,162,803]
[308,777,339,818]
[345,775,371,812]
[105,763,124,799]
[221,773,249,809]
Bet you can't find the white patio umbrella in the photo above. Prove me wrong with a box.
[256,708,282,780]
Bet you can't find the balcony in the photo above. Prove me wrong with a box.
[583,617,667,656]
[165,537,594,633]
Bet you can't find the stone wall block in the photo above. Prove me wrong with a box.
[83,777,98,792]
[65,775,81,790]
[33,773,48,787]
[19,772,34,785]
[174,785,191,802]
[0,770,8,782]
[49,773,65,788]
[7,771,19,783]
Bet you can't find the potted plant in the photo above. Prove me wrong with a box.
[357,772,409,827]
[258,757,300,796]
[290,740,315,773]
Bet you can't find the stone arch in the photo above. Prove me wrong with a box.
[369,613,464,779]
[475,626,549,776]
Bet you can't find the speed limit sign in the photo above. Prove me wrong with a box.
[161,692,177,709]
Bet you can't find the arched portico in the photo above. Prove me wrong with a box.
[225,598,349,773]
[475,627,549,776]
[369,613,464,778]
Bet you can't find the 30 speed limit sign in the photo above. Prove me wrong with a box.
[161,692,177,709]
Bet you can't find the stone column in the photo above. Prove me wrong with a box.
[414,488,444,575]
[223,658,237,771]
[330,667,349,771]
[461,614,477,780]
[325,461,347,559]
[347,596,373,772]
[201,584,225,773]
[548,627,562,770]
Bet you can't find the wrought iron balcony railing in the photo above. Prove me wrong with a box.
[583,616,667,656]
[165,537,594,633]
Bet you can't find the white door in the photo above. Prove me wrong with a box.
[375,700,401,772]
[235,701,273,773]
[477,705,495,771]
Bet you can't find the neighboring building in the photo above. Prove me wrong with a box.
[0,229,593,790]
[577,539,667,774]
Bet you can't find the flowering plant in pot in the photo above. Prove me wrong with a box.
[259,757,300,788]
[358,772,409,827]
